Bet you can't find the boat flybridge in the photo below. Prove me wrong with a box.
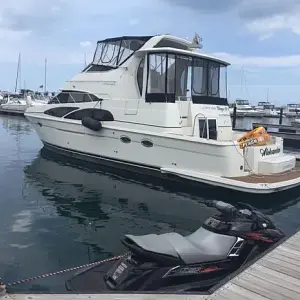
[24,34,300,194]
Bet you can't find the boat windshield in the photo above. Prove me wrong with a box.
[258,102,267,106]
[264,104,275,109]
[287,104,300,108]
[88,36,152,71]
[236,100,249,105]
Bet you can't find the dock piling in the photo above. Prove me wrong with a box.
[232,105,237,129]
[279,107,283,125]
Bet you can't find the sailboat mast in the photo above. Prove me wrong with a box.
[44,58,47,93]
[19,54,21,92]
[14,53,21,93]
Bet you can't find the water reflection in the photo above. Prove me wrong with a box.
[0,113,300,293]
[23,148,300,230]
[23,148,215,232]
[1,115,32,136]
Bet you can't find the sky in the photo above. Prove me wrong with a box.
[1,0,300,105]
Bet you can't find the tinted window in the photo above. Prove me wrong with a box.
[208,119,217,140]
[145,53,227,105]
[137,58,144,96]
[44,107,79,117]
[167,54,175,94]
[49,91,100,104]
[64,108,114,121]
[175,55,192,99]
[146,53,175,103]
[147,53,166,94]
[199,119,207,138]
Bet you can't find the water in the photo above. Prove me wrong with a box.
[0,114,300,293]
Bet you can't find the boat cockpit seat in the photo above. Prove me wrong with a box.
[124,227,237,265]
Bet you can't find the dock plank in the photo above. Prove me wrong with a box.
[215,231,300,299]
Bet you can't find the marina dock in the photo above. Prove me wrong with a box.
[3,230,300,299]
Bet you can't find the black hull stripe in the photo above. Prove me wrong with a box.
[43,141,160,172]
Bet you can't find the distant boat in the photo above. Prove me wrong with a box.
[229,99,264,117]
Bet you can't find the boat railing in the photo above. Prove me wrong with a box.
[192,112,208,137]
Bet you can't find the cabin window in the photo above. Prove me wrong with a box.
[167,54,176,94]
[146,53,176,103]
[64,108,114,121]
[91,36,152,70]
[176,55,192,100]
[49,91,101,104]
[147,53,166,97]
[191,58,227,105]
[145,52,227,105]
[198,119,217,140]
[137,58,144,96]
[198,119,207,139]
[44,107,79,118]
[208,119,217,140]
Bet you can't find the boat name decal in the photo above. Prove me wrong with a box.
[260,147,281,156]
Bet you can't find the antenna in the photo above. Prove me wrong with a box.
[191,33,203,49]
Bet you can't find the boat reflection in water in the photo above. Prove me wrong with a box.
[23,148,216,235]
[24,147,300,232]
[19,147,300,292]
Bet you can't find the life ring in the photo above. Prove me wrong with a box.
[237,126,270,149]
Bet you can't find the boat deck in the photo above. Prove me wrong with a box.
[4,231,300,299]
[227,168,300,184]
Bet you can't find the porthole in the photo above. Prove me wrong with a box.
[141,139,153,148]
[120,136,131,144]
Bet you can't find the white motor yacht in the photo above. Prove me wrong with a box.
[255,102,279,117]
[282,104,300,117]
[229,99,264,117]
[0,94,28,114]
[0,94,46,115]
[24,34,300,193]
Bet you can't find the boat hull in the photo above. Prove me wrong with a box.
[25,115,300,194]
[42,140,300,195]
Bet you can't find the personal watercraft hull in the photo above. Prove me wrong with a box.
[65,260,116,292]
[65,255,236,293]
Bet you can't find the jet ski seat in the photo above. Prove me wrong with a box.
[123,227,237,265]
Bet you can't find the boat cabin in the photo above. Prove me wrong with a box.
[234,99,253,110]
[285,104,300,112]
[52,35,232,140]
[257,102,275,110]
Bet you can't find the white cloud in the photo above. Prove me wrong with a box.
[80,41,92,48]
[210,52,300,68]
[246,13,300,39]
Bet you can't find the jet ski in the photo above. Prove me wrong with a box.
[66,201,285,292]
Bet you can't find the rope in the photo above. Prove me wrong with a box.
[5,252,130,287]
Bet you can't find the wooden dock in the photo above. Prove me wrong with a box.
[3,231,300,299]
